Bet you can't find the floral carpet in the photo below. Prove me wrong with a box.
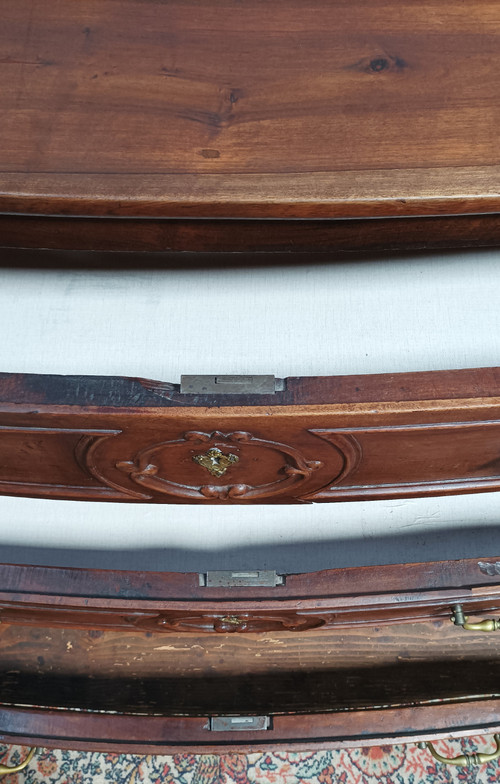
[1,738,500,784]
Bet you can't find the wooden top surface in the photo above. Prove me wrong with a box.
[1,0,500,219]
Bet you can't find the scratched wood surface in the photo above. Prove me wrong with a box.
[1,0,500,222]
[3,615,500,751]
[3,620,500,678]
[1,620,500,715]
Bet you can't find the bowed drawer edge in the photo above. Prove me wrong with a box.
[1,558,500,634]
[0,367,499,504]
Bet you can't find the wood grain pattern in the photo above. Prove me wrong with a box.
[2,563,500,750]
[3,215,500,255]
[1,557,500,633]
[4,620,500,679]
[1,0,500,227]
[0,369,499,503]
[2,630,500,751]
[3,701,500,754]
[2,623,500,714]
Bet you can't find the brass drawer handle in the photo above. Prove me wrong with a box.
[451,604,500,631]
[0,747,37,777]
[418,736,500,767]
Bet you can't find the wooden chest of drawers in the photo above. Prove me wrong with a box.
[1,0,500,764]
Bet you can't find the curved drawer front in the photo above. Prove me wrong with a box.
[2,561,500,752]
[2,702,500,755]
[0,368,499,504]
[1,557,500,633]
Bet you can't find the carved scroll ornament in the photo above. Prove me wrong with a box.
[148,611,327,634]
[115,430,325,501]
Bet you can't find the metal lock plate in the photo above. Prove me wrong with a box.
[210,716,270,732]
[200,570,285,587]
[180,375,280,394]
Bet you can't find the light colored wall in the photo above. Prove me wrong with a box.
[1,248,499,571]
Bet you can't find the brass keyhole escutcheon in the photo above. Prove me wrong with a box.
[220,615,244,626]
[193,447,239,477]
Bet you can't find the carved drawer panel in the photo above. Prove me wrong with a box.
[0,368,499,503]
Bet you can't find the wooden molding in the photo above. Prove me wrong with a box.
[0,368,499,504]
[3,215,500,255]
[2,701,500,754]
[1,557,500,633]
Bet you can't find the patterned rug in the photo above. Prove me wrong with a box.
[1,738,499,784]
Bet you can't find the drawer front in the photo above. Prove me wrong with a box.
[1,369,500,504]
[2,702,500,755]
[2,559,500,634]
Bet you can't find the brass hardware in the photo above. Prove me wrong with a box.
[193,447,239,477]
[418,736,500,766]
[220,615,244,626]
[451,604,500,631]
[0,747,37,777]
